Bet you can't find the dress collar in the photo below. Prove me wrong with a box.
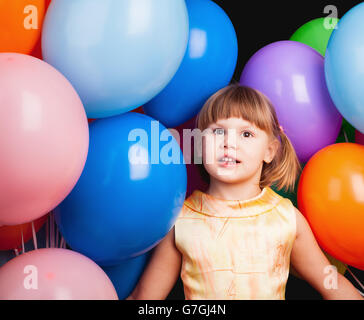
[184,186,283,218]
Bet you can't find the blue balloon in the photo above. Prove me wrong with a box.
[102,250,152,299]
[54,113,186,266]
[42,0,189,118]
[325,3,364,133]
[143,0,238,127]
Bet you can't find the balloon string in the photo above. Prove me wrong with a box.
[46,214,49,249]
[343,129,348,143]
[31,221,38,250]
[59,236,64,249]
[346,266,364,291]
[55,220,59,248]
[50,211,54,248]
[21,227,25,254]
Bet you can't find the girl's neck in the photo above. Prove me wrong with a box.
[206,177,263,202]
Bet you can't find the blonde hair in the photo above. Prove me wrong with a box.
[195,83,302,193]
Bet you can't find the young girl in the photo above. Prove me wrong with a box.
[128,84,362,300]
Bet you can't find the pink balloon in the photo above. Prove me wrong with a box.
[0,248,118,300]
[0,53,89,225]
[355,130,364,146]
[172,116,208,197]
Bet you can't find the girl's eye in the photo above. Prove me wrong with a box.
[241,131,253,138]
[213,128,224,135]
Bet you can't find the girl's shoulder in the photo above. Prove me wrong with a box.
[176,190,203,219]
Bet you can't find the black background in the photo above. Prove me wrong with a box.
[166,0,364,300]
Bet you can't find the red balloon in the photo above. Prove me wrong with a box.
[172,116,208,197]
[132,106,145,114]
[355,130,364,146]
[0,214,48,251]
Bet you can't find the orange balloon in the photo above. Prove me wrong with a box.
[0,214,48,251]
[297,143,364,270]
[0,0,46,54]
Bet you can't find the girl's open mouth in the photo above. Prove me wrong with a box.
[218,156,241,167]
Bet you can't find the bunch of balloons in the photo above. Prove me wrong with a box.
[1,0,364,300]
[0,0,190,299]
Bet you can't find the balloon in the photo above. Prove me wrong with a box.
[240,41,342,163]
[0,248,118,299]
[31,0,52,60]
[172,116,208,197]
[272,169,347,277]
[290,17,338,56]
[336,118,356,143]
[42,0,189,118]
[325,3,364,134]
[54,113,187,266]
[297,143,364,270]
[0,0,46,54]
[0,214,48,251]
[102,251,152,300]
[0,250,14,268]
[272,168,347,276]
[143,0,238,127]
[355,130,364,145]
[0,53,89,225]
[132,106,145,115]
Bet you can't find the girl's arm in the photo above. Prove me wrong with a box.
[126,226,182,300]
[290,207,363,300]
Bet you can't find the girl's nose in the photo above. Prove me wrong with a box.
[223,129,237,150]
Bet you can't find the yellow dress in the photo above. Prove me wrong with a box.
[174,186,296,300]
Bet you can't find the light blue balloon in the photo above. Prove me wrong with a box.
[325,3,364,134]
[42,0,189,118]
[143,0,238,128]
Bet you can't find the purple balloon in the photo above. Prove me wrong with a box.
[240,40,342,163]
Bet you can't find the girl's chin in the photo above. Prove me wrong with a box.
[217,162,240,169]
[213,169,244,181]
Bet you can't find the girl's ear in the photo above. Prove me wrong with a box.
[264,137,280,164]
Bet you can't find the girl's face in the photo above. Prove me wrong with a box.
[201,117,279,184]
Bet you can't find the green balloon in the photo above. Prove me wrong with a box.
[290,17,339,56]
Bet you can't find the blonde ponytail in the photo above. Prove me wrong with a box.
[260,129,302,193]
